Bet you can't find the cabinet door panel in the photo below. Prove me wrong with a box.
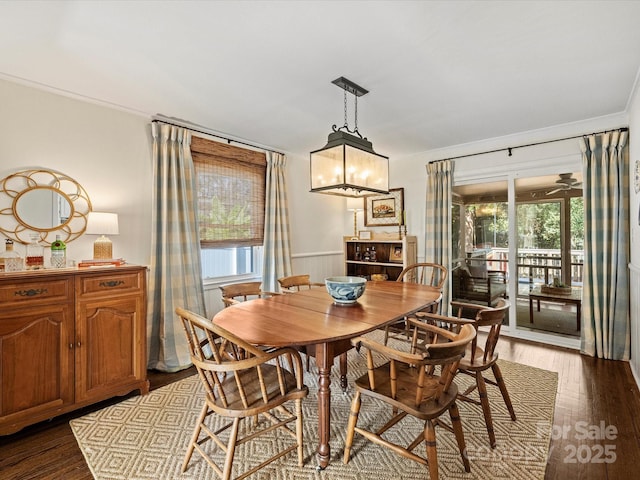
[0,305,74,426]
[75,296,145,402]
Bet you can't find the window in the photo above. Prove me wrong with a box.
[191,136,266,280]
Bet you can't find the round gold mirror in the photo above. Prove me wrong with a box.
[0,169,92,245]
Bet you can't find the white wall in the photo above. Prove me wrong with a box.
[0,78,152,265]
[0,78,344,284]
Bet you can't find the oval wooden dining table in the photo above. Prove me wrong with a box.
[212,280,441,469]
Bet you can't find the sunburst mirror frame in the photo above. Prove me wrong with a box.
[0,168,92,246]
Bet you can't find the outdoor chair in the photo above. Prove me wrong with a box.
[177,307,308,480]
[418,298,516,448]
[344,319,477,480]
[453,260,507,306]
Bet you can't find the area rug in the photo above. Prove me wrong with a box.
[515,299,580,337]
[71,334,558,480]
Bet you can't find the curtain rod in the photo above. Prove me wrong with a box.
[428,127,628,164]
[151,118,285,156]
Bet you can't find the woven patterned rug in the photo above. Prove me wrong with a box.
[71,334,557,480]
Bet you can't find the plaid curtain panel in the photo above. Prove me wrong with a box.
[425,159,453,313]
[580,130,630,360]
[147,122,207,372]
[262,152,293,292]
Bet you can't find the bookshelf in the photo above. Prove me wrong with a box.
[343,235,417,281]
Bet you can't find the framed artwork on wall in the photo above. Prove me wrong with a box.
[388,245,403,263]
[364,188,404,227]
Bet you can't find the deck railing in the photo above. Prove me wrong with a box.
[459,247,584,290]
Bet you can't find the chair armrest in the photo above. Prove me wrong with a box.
[415,311,476,326]
[451,300,488,314]
[260,291,282,297]
[351,336,423,364]
[487,270,507,283]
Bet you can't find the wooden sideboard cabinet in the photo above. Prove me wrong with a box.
[344,235,417,281]
[0,265,149,435]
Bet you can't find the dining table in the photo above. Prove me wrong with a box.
[212,279,441,469]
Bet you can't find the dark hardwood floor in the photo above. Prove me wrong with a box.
[1,337,639,479]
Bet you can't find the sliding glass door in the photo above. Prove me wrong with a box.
[451,180,509,316]
[452,171,583,347]
[515,174,583,338]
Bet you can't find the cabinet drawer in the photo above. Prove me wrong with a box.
[77,270,144,298]
[0,278,72,307]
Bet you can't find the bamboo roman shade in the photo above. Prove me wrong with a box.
[191,136,266,248]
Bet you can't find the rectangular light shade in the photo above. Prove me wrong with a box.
[346,197,364,211]
[310,131,389,197]
[86,212,119,235]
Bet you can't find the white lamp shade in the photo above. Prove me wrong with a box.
[346,197,364,211]
[86,212,119,235]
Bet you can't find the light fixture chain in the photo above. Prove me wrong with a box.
[354,95,358,132]
[343,89,349,129]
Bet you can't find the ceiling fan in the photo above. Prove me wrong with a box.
[546,173,582,195]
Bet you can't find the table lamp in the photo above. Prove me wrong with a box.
[346,197,364,239]
[85,212,119,259]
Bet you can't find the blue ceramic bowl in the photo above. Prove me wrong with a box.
[325,276,367,304]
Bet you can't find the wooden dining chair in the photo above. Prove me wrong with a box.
[277,273,350,391]
[343,319,477,480]
[419,298,516,448]
[176,307,308,480]
[383,262,448,345]
[277,274,323,293]
[219,281,280,307]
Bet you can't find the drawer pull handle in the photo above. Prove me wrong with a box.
[15,288,48,297]
[69,343,74,349]
[99,280,125,288]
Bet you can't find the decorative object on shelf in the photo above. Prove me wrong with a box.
[86,212,119,259]
[346,197,363,239]
[541,277,572,294]
[388,244,403,263]
[541,285,572,295]
[370,273,388,281]
[1,238,23,272]
[325,276,366,304]
[78,258,126,268]
[50,234,67,268]
[310,77,389,197]
[26,233,45,270]
[358,230,372,240]
[0,168,92,245]
[364,187,404,227]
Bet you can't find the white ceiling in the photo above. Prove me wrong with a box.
[2,1,640,158]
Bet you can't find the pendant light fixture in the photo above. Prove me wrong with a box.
[310,77,389,197]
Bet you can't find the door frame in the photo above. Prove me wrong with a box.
[454,165,582,350]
